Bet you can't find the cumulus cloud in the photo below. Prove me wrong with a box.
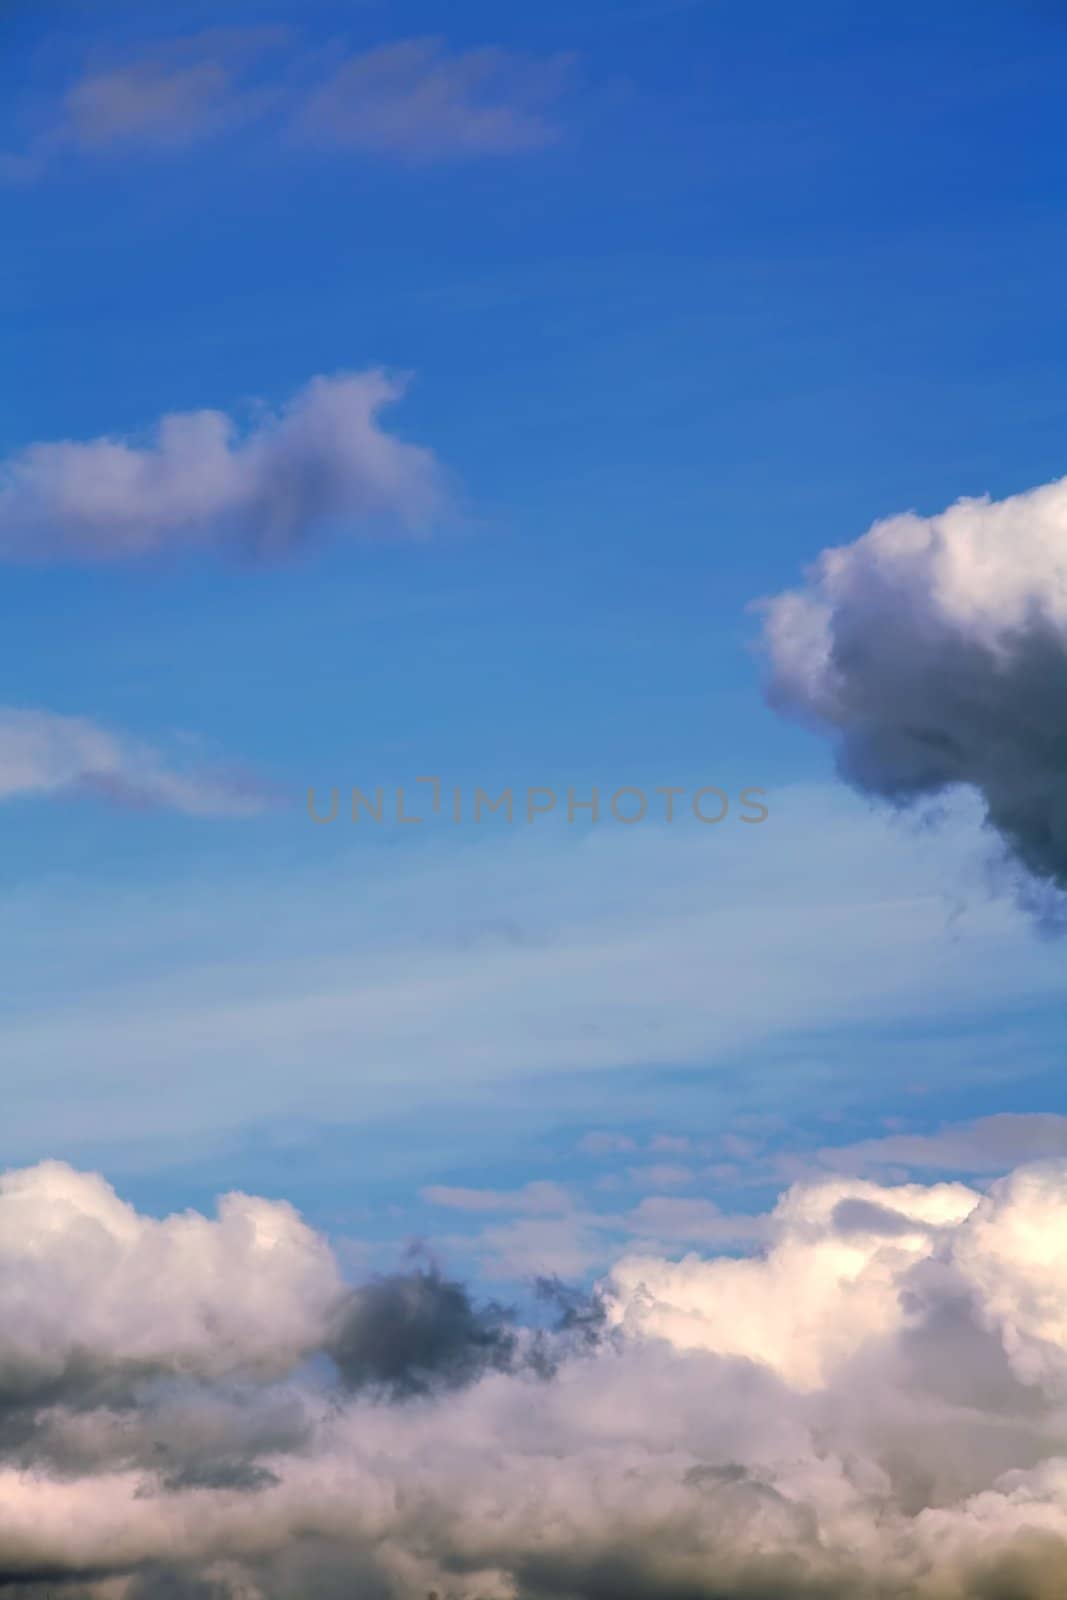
[0,372,443,561]
[760,472,1067,900]
[4,29,570,178]
[0,707,270,816]
[0,1161,340,1399]
[609,1174,980,1389]
[10,1156,1067,1595]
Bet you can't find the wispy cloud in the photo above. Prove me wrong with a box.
[1,785,1062,1168]
[64,27,289,151]
[423,1170,768,1273]
[626,1162,694,1188]
[467,1213,606,1280]
[421,1181,573,1215]
[624,1192,768,1246]
[3,29,573,179]
[0,707,270,816]
[577,1130,638,1156]
[296,37,573,159]
[0,372,445,562]
[809,1112,1067,1180]
[649,1133,692,1154]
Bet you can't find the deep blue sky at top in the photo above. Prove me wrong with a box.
[5,0,1067,837]
[2,0,1067,1244]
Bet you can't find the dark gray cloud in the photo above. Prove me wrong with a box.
[123,1542,395,1600]
[326,1268,518,1398]
[760,474,1067,902]
[534,1275,609,1347]
[154,1461,280,1495]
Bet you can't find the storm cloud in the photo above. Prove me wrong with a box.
[6,1158,1067,1596]
[326,1267,518,1398]
[760,472,1067,899]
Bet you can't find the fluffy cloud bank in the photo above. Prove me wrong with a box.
[761,473,1067,898]
[8,1157,1067,1596]
[0,1162,340,1396]
[0,707,268,815]
[0,372,444,560]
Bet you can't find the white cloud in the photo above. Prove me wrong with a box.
[0,706,269,816]
[0,1160,340,1388]
[0,371,444,560]
[761,471,1067,901]
[8,1157,1067,1596]
[609,1174,980,1389]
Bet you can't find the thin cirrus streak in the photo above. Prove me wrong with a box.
[0,706,271,816]
[1,29,573,180]
[294,37,574,159]
[5,1156,1067,1596]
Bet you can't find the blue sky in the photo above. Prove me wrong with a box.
[3,0,1067,1288]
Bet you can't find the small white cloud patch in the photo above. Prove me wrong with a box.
[0,371,445,561]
